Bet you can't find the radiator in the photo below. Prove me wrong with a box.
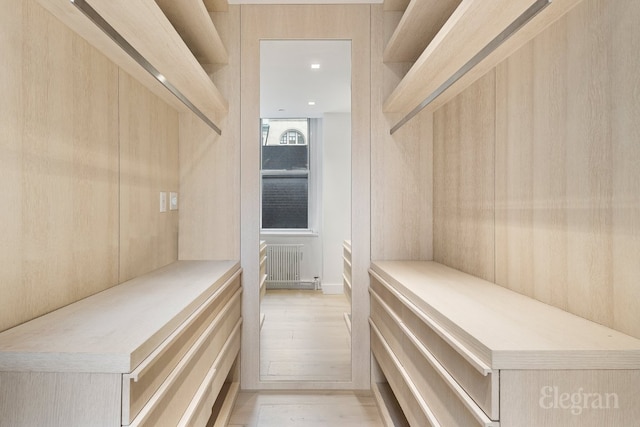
[265,244,313,290]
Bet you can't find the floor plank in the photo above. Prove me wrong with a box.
[260,290,351,382]
[228,391,384,427]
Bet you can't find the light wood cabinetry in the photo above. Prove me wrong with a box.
[343,240,353,334]
[260,241,267,302]
[383,0,459,63]
[35,0,227,124]
[0,261,242,427]
[155,0,227,66]
[369,261,640,426]
[259,240,267,329]
[343,240,352,305]
[381,0,585,122]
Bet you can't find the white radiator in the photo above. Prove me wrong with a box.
[265,244,312,289]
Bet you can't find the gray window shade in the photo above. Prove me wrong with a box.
[261,145,308,170]
[262,175,308,229]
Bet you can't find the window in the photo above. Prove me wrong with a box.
[261,119,310,230]
[279,129,305,145]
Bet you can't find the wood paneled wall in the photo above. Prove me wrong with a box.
[371,5,433,261]
[118,71,179,282]
[0,0,179,332]
[434,0,640,339]
[178,7,240,261]
[434,71,496,283]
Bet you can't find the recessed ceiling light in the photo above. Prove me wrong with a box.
[311,63,320,69]
[308,101,316,106]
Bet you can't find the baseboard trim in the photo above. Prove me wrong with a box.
[322,283,344,294]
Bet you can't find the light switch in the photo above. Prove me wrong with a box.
[160,192,167,212]
[169,192,178,211]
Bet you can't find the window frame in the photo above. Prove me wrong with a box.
[260,118,319,235]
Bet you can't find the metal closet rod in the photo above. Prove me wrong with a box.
[71,0,222,136]
[390,0,551,135]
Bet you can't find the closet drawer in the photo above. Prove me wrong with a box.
[370,292,404,357]
[343,241,351,264]
[125,289,242,427]
[343,273,352,303]
[401,324,498,427]
[371,289,497,426]
[369,274,404,319]
[343,257,352,283]
[259,244,267,278]
[122,274,240,424]
[370,271,498,420]
[404,302,498,419]
[371,321,436,427]
[176,320,241,427]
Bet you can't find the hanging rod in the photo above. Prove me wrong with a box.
[390,0,551,135]
[71,0,222,135]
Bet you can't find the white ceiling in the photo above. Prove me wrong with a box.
[260,40,352,119]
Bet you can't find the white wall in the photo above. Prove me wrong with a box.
[321,113,352,294]
[260,119,323,284]
[259,114,350,292]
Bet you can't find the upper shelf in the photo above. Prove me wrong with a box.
[203,0,229,12]
[384,0,586,125]
[36,0,228,125]
[383,0,461,63]
[383,0,410,12]
[384,0,541,114]
[155,0,228,65]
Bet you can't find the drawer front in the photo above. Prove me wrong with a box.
[343,274,352,303]
[343,242,351,264]
[260,252,266,277]
[126,288,242,427]
[371,312,497,427]
[343,257,352,283]
[122,274,240,424]
[401,328,497,427]
[371,322,436,427]
[403,299,498,419]
[260,247,267,300]
[370,294,404,357]
[369,276,407,326]
[370,272,499,420]
[177,320,242,427]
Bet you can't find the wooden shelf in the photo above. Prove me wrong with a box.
[0,260,240,373]
[383,0,460,63]
[203,0,229,12]
[36,0,227,121]
[383,0,410,12]
[383,0,587,122]
[371,261,640,370]
[384,0,541,114]
[156,0,228,65]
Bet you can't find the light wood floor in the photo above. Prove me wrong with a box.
[228,391,385,427]
[260,290,351,382]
